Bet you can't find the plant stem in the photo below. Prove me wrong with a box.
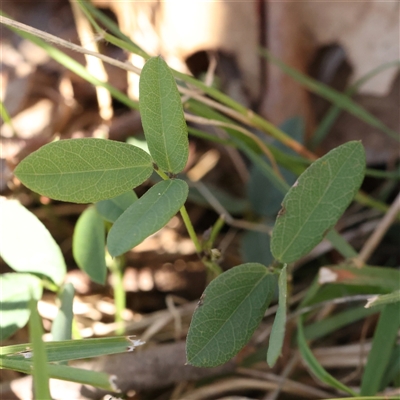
[180,205,202,254]
[155,169,169,180]
[207,216,225,250]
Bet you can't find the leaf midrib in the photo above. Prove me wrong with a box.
[279,145,359,260]
[190,271,269,363]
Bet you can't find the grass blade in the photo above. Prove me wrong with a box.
[260,48,399,141]
[311,60,400,148]
[1,336,144,362]
[365,290,400,308]
[0,358,119,392]
[29,298,51,399]
[297,316,358,396]
[267,264,287,367]
[360,303,400,395]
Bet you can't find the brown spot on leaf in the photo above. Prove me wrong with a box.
[277,206,286,217]
[197,293,206,308]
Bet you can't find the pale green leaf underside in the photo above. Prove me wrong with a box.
[0,199,66,285]
[271,141,365,263]
[186,263,276,367]
[0,273,42,341]
[107,179,188,257]
[14,138,153,203]
[73,206,107,285]
[139,56,189,173]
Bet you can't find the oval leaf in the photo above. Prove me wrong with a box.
[186,263,277,367]
[271,141,365,263]
[14,138,153,203]
[96,190,138,223]
[139,56,189,173]
[0,199,66,285]
[107,179,188,257]
[0,273,42,340]
[73,207,107,285]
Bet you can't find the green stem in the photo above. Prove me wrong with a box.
[206,216,225,250]
[155,169,169,180]
[203,260,223,279]
[180,205,202,254]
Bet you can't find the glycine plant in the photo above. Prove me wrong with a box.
[14,56,368,374]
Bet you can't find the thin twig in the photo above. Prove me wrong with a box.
[70,0,113,121]
[0,15,142,75]
[262,353,300,400]
[190,180,271,233]
[185,113,283,179]
[357,191,400,264]
[291,295,375,319]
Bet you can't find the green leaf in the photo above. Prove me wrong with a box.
[361,303,400,395]
[271,141,365,263]
[14,138,153,203]
[96,190,138,223]
[186,263,276,367]
[51,283,75,341]
[267,264,287,367]
[0,273,42,340]
[0,199,66,285]
[139,56,189,173]
[73,206,107,284]
[304,306,379,341]
[29,298,51,399]
[2,336,144,362]
[107,179,188,257]
[380,344,400,390]
[0,358,118,392]
[318,264,400,293]
[365,290,400,308]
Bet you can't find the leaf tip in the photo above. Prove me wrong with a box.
[318,267,338,284]
[109,375,121,393]
[126,336,145,351]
